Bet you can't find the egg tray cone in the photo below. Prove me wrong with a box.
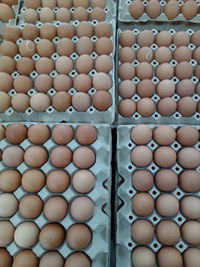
[119,0,200,23]
[0,122,112,267]
[116,124,200,267]
[116,24,200,125]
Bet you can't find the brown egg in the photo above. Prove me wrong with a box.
[156,220,180,245]
[35,57,54,74]
[2,146,24,167]
[0,3,15,22]
[137,98,155,117]
[137,79,155,97]
[74,0,89,8]
[146,0,162,19]
[64,252,91,267]
[137,47,153,63]
[0,193,18,217]
[40,252,64,267]
[131,146,153,167]
[24,0,40,9]
[118,62,135,80]
[157,97,177,116]
[132,170,153,191]
[24,146,48,167]
[179,170,200,193]
[17,57,35,75]
[119,30,136,47]
[95,37,113,55]
[93,91,112,111]
[19,194,43,219]
[52,125,73,145]
[34,74,53,93]
[24,8,39,24]
[40,23,57,40]
[76,22,94,38]
[47,170,70,193]
[75,125,97,145]
[0,125,5,140]
[5,124,27,144]
[175,61,193,80]
[173,31,190,47]
[0,169,21,192]
[11,93,30,112]
[54,74,72,92]
[174,46,192,62]
[0,56,16,74]
[193,47,200,64]
[136,62,153,79]
[118,80,136,99]
[28,124,50,145]
[37,39,55,58]
[156,63,174,80]
[118,47,135,63]
[0,221,15,246]
[22,24,39,41]
[176,126,199,146]
[153,125,176,145]
[178,148,200,169]
[95,22,112,38]
[137,30,154,47]
[72,92,91,111]
[156,79,175,98]
[194,65,200,78]
[156,194,179,217]
[70,196,94,222]
[57,38,75,56]
[132,219,154,244]
[91,0,106,8]
[180,196,200,219]
[131,124,152,145]
[72,170,95,193]
[176,79,195,97]
[39,223,65,250]
[191,30,200,47]
[39,7,55,23]
[56,8,71,22]
[52,92,72,111]
[42,0,57,9]
[73,74,92,92]
[155,169,178,192]
[57,23,75,39]
[76,55,93,74]
[93,73,112,91]
[12,250,38,267]
[157,247,183,267]
[0,92,11,112]
[50,146,72,168]
[181,221,200,245]
[164,0,180,19]
[22,169,45,193]
[132,193,154,216]
[66,224,92,250]
[73,147,95,169]
[19,40,36,58]
[72,7,89,21]
[155,31,172,47]
[154,147,176,168]
[14,222,40,248]
[118,99,136,117]
[56,56,73,74]
[0,248,13,267]
[132,247,155,267]
[76,37,94,55]
[155,47,172,63]
[182,1,198,20]
[90,7,106,21]
[0,40,18,57]
[183,248,200,267]
[30,93,51,111]
[177,97,197,117]
[129,0,144,20]
[0,72,13,93]
[13,76,33,93]
[3,25,21,43]
[44,196,68,221]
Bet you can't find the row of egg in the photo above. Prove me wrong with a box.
[0,248,92,267]
[129,0,200,20]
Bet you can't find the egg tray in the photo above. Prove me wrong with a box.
[119,0,200,23]
[0,122,112,267]
[18,0,116,24]
[0,20,116,124]
[116,124,200,267]
[116,25,200,125]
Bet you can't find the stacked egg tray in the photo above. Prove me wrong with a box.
[117,24,200,125]
[119,0,200,23]
[116,125,200,267]
[0,21,116,123]
[19,0,116,24]
[0,123,112,266]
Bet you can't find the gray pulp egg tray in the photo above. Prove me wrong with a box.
[0,122,112,267]
[117,24,200,125]
[0,20,116,124]
[119,0,200,23]
[116,124,200,267]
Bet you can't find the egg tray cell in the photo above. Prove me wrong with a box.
[119,0,200,23]
[117,25,200,125]
[0,122,112,266]
[18,0,116,24]
[116,124,200,267]
[0,20,116,123]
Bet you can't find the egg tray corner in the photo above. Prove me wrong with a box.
[116,24,200,125]
[0,122,112,267]
[118,0,200,23]
[116,124,200,267]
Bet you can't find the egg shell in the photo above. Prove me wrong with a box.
[131,247,155,267]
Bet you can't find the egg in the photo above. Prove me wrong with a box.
[155,169,178,192]
[156,63,174,80]
[13,76,33,93]
[11,93,30,112]
[193,47,200,64]
[16,57,35,75]
[73,0,89,8]
[155,47,172,63]
[132,247,155,267]
[50,146,72,168]
[72,7,89,21]
[157,247,183,267]
[34,74,53,94]
[40,23,57,40]
[57,38,75,56]
[52,125,73,145]
[21,169,46,193]
[93,91,112,111]
[76,22,94,38]
[24,146,48,167]
[177,96,197,117]
[28,124,50,144]
[73,74,92,92]
[0,40,18,57]
[153,125,176,145]
[137,30,154,47]
[129,0,144,20]
[173,31,190,47]
[39,252,64,267]
[118,80,136,99]
[19,40,36,57]
[180,196,200,219]
[156,220,180,245]
[191,30,200,47]
[76,37,94,55]
[91,0,106,8]
[95,22,112,38]
[156,79,175,98]
[56,8,71,22]
[155,31,172,47]
[118,99,136,117]
[93,72,112,91]
[76,55,94,74]
[39,223,65,250]
[70,196,94,221]
[95,37,113,55]
[3,25,21,42]
[175,61,193,80]
[176,126,199,146]
[5,124,27,144]
[0,221,15,246]
[64,252,91,267]
[47,170,70,193]
[75,125,97,145]
[181,221,200,245]
[0,125,5,140]
[39,7,55,23]
[44,196,68,221]
[57,23,75,39]
[66,224,92,250]
[118,63,135,80]
[131,219,154,244]
[24,0,40,9]
[164,0,180,19]
[137,79,155,97]
[136,62,153,79]
[12,250,38,267]
[137,47,153,63]
[0,3,15,22]
[137,98,155,117]
[176,79,195,97]
[0,169,21,192]
[73,147,95,168]
[2,146,24,167]
[24,8,39,23]
[22,24,39,41]
[36,39,55,57]
[179,170,200,193]
[156,194,179,217]
[0,248,13,267]
[72,92,91,111]
[30,93,51,111]
[52,92,72,111]
[131,125,152,145]
[132,170,153,191]
[182,1,198,20]
[19,194,43,219]
[132,193,154,216]
[57,0,72,8]
[89,7,106,21]
[0,193,18,217]
[119,30,136,47]
[72,170,95,193]
[183,248,200,267]
[157,97,177,116]
[174,46,192,62]
[146,0,161,19]
[118,47,135,63]
[53,74,72,92]
[55,56,73,74]
[178,148,200,169]
[0,56,16,74]
[42,0,56,9]
[154,147,176,168]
